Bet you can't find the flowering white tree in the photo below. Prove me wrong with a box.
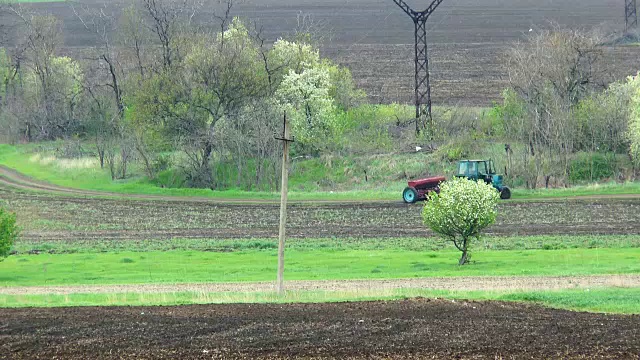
[269,39,319,75]
[276,66,338,150]
[422,177,499,265]
[627,73,640,168]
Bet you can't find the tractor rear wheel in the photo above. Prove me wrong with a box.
[403,187,418,204]
[500,187,511,200]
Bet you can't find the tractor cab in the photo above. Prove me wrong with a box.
[456,160,511,200]
[456,160,492,183]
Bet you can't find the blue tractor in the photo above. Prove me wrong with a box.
[456,160,511,200]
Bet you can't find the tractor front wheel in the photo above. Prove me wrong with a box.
[403,187,418,204]
[500,187,511,200]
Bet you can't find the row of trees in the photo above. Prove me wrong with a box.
[0,1,638,190]
[493,28,640,187]
[0,0,364,189]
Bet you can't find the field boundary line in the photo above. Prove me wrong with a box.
[2,274,639,295]
[3,164,640,204]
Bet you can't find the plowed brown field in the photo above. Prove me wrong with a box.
[1,299,639,359]
[2,163,640,242]
[4,186,640,241]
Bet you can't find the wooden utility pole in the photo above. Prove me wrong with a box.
[275,112,294,295]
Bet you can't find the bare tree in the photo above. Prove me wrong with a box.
[73,2,125,114]
[505,26,605,187]
[118,5,150,78]
[8,8,87,141]
[291,12,333,49]
[140,0,202,70]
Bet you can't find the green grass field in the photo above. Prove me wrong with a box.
[1,247,638,287]
[2,143,640,201]
[2,234,639,312]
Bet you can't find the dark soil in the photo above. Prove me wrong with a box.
[1,299,639,359]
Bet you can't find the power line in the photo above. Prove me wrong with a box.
[626,0,637,32]
[392,0,446,137]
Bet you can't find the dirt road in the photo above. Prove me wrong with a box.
[3,164,640,204]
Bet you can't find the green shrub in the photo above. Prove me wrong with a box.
[569,152,616,182]
[491,89,527,139]
[335,104,412,154]
[154,168,187,188]
[484,106,506,137]
[435,137,476,163]
[0,207,18,260]
[152,153,173,173]
[445,146,465,162]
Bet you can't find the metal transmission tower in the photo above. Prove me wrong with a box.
[626,0,637,31]
[393,0,446,136]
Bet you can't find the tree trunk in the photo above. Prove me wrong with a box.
[120,147,130,180]
[96,137,105,169]
[201,140,213,187]
[458,249,469,266]
[236,155,243,188]
[107,153,116,180]
[25,122,32,142]
[136,139,154,180]
[256,153,263,189]
[98,148,105,169]
[121,154,127,179]
[458,237,470,265]
[103,55,124,114]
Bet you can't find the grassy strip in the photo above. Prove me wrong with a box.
[2,144,639,201]
[1,248,638,287]
[514,182,640,199]
[0,144,395,201]
[9,0,65,2]
[11,235,640,255]
[1,288,638,314]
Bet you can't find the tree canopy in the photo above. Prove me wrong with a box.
[422,177,499,265]
[0,207,18,261]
